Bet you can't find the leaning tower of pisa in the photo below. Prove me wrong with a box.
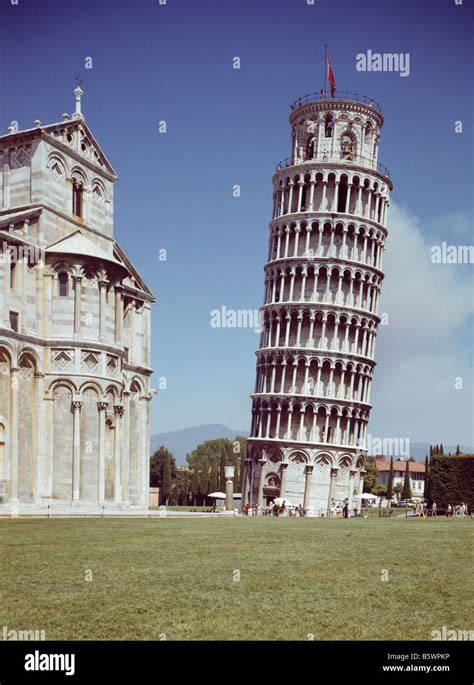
[242,90,392,515]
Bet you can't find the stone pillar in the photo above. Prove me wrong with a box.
[9,367,19,503]
[279,462,289,498]
[357,469,366,512]
[34,372,45,501]
[225,465,235,511]
[114,404,124,502]
[242,458,251,506]
[97,400,108,503]
[72,399,82,501]
[327,467,338,515]
[348,469,356,513]
[114,286,123,344]
[98,279,108,341]
[73,276,82,337]
[257,459,266,510]
[303,464,314,511]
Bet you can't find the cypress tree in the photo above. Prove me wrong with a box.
[424,455,429,500]
[219,452,226,491]
[402,460,412,500]
[199,465,209,505]
[386,456,394,502]
[161,454,172,505]
[209,457,218,494]
[429,445,433,458]
[191,468,199,506]
[456,444,461,455]
[440,443,444,455]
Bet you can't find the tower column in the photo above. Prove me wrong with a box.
[97,400,108,503]
[303,465,314,511]
[73,276,82,337]
[72,399,82,501]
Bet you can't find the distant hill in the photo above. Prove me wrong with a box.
[149,429,473,466]
[150,424,249,464]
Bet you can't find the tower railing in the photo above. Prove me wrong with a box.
[290,91,382,113]
[276,152,390,178]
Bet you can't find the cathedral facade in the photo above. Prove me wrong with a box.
[0,87,154,508]
[243,91,392,514]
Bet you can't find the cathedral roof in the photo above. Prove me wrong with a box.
[46,230,124,268]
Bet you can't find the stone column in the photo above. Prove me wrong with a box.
[279,462,289,498]
[288,182,294,214]
[97,400,108,503]
[73,276,82,337]
[275,406,282,438]
[34,372,45,501]
[327,467,338,515]
[321,181,327,212]
[114,286,124,345]
[114,404,124,502]
[72,398,82,501]
[241,459,251,506]
[348,469,356,513]
[225,465,235,511]
[98,279,108,341]
[257,459,266,509]
[303,464,314,512]
[9,367,19,503]
[357,469,366,512]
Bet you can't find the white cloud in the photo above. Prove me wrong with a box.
[370,202,474,445]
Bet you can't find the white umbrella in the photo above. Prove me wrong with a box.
[355,493,377,500]
[274,497,294,506]
[208,492,226,499]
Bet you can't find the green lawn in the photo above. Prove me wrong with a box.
[1,517,472,640]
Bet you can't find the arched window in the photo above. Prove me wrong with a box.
[58,272,69,297]
[341,134,354,161]
[325,115,334,138]
[365,123,372,146]
[72,180,83,218]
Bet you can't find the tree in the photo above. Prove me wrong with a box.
[219,452,226,492]
[190,468,200,506]
[386,456,394,501]
[362,457,378,493]
[149,446,176,489]
[456,444,461,455]
[429,454,474,508]
[393,482,403,503]
[199,465,209,505]
[402,460,412,500]
[408,457,416,462]
[161,453,172,505]
[439,443,444,455]
[423,455,429,500]
[429,445,433,458]
[209,457,218,494]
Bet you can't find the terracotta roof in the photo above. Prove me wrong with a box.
[376,459,425,473]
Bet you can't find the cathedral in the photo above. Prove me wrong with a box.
[0,87,154,508]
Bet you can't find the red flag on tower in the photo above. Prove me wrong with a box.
[327,57,336,98]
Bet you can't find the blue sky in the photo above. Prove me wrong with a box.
[1,0,472,445]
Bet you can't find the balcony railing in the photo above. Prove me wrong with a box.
[276,153,390,178]
[291,90,382,113]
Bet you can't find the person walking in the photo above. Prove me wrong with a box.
[343,498,349,519]
[432,501,437,518]
[447,503,452,518]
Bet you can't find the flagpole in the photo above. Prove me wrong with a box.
[324,44,327,96]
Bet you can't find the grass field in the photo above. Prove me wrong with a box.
[1,517,472,641]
